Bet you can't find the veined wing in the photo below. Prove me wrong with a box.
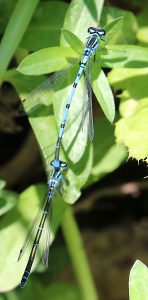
[82,61,94,142]
[41,203,53,267]
[17,55,81,116]
[17,193,48,261]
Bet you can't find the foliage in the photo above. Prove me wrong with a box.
[0,0,147,299]
[129,260,148,300]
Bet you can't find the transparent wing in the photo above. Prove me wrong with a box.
[86,62,94,142]
[17,55,81,116]
[41,204,53,267]
[17,194,48,261]
[82,61,94,142]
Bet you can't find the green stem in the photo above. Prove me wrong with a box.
[61,206,99,300]
[0,0,39,74]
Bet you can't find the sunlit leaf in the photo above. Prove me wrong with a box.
[87,117,127,186]
[101,6,138,45]
[115,98,148,162]
[0,184,68,291]
[61,0,104,45]
[17,47,76,75]
[101,45,148,68]
[129,260,148,300]
[92,66,115,123]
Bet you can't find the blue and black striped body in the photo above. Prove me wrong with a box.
[19,27,105,288]
[54,27,105,162]
[20,167,64,288]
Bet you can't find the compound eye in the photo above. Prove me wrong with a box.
[99,29,105,36]
[60,161,67,168]
[88,27,95,34]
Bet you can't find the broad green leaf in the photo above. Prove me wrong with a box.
[17,47,76,75]
[72,142,93,190]
[0,189,18,216]
[101,45,148,68]
[61,29,83,54]
[104,16,124,34]
[87,116,127,186]
[129,260,148,300]
[104,16,124,45]
[92,66,115,123]
[108,68,148,101]
[0,184,46,291]
[119,99,138,118]
[61,0,104,45]
[108,67,148,88]
[20,1,68,51]
[137,27,148,47]
[115,98,148,162]
[101,6,138,45]
[0,184,68,291]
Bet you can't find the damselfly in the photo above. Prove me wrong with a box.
[18,26,106,287]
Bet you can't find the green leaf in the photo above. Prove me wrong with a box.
[129,260,148,300]
[137,27,148,47]
[108,68,148,101]
[101,6,138,45]
[0,184,46,291]
[104,16,124,34]
[104,16,124,45]
[61,29,83,54]
[20,1,68,51]
[17,47,76,75]
[0,189,18,216]
[61,0,104,45]
[101,45,148,68]
[92,66,115,123]
[0,0,39,74]
[87,116,127,186]
[0,184,68,291]
[115,98,148,162]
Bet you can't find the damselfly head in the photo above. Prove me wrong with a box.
[88,27,105,36]
[50,159,67,169]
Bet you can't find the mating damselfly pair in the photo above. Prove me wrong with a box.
[18,26,108,288]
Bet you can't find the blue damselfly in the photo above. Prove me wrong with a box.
[18,26,107,287]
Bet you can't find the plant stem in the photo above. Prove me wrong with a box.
[61,206,99,300]
[0,0,39,74]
